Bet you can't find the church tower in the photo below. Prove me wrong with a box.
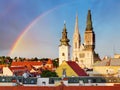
[59,23,70,66]
[72,14,81,61]
[84,10,95,51]
[82,10,95,68]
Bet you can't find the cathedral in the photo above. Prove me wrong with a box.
[59,10,100,69]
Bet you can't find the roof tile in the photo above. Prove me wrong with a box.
[66,61,88,76]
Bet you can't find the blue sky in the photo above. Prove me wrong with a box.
[0,0,120,59]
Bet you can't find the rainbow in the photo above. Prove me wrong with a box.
[8,4,67,57]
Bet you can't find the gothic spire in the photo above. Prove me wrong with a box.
[73,13,81,48]
[74,13,79,34]
[86,10,93,31]
[60,22,70,46]
[75,14,79,33]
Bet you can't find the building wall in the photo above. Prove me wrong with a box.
[79,51,94,69]
[37,78,50,86]
[73,49,94,69]
[3,67,13,76]
[59,45,70,66]
[93,66,120,76]
[56,61,78,77]
[114,54,120,58]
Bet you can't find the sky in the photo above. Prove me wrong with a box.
[0,0,120,59]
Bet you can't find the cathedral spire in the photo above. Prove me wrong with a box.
[74,13,79,34]
[86,10,93,31]
[84,10,95,51]
[72,13,81,61]
[73,13,81,47]
[60,22,70,46]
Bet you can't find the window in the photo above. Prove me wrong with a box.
[79,53,85,58]
[75,42,77,49]
[42,81,46,86]
[75,57,78,61]
[62,53,65,56]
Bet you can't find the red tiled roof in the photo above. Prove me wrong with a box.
[9,66,28,76]
[11,61,42,67]
[9,66,27,71]
[66,61,88,76]
[11,62,23,66]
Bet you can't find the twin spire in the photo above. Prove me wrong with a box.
[60,10,93,46]
[74,10,93,33]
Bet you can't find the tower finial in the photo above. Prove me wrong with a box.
[64,20,66,30]
[60,22,70,46]
[64,20,66,24]
[86,10,93,30]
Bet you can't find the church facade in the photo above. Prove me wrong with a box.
[59,23,71,66]
[59,10,100,68]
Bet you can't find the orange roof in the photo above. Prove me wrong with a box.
[0,65,6,68]
[11,61,42,67]
[11,62,24,66]
[9,66,27,71]
[46,59,53,64]
[66,61,88,76]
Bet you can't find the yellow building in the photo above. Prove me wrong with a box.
[93,57,120,77]
[56,61,87,77]
[114,54,120,59]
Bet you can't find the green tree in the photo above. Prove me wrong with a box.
[41,70,58,77]
[53,58,59,68]
[1,56,5,64]
[34,57,38,61]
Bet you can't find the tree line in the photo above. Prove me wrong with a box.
[0,56,59,68]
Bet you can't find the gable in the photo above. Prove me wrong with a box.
[56,61,78,77]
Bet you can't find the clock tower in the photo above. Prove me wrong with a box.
[59,22,70,66]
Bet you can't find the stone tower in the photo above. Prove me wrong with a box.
[72,10,100,69]
[72,14,81,61]
[59,23,70,66]
[84,10,95,51]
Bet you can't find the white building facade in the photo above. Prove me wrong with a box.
[59,23,70,66]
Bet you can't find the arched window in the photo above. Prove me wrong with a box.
[75,42,77,49]
[62,53,65,56]
[75,57,78,61]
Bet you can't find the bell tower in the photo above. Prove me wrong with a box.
[84,10,95,51]
[59,22,70,66]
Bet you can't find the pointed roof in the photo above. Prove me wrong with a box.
[86,10,93,31]
[66,61,88,76]
[60,22,70,46]
[73,13,81,40]
[74,13,80,34]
